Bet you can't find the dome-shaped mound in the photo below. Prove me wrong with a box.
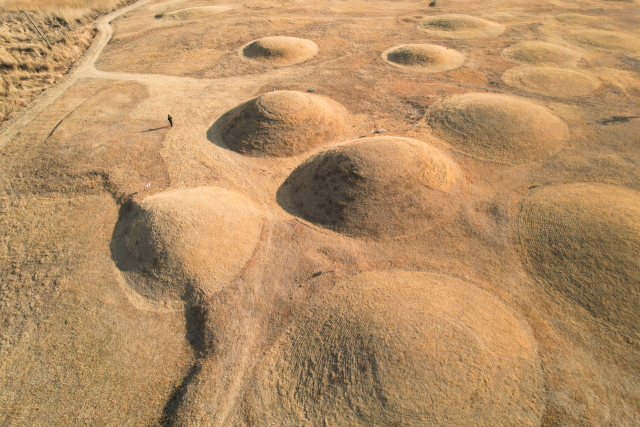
[241,36,319,65]
[501,41,581,66]
[565,30,640,54]
[218,90,347,157]
[419,14,505,38]
[502,67,600,97]
[248,271,544,426]
[427,93,568,164]
[164,6,232,20]
[382,44,465,72]
[519,183,640,338]
[554,14,598,25]
[120,187,263,303]
[284,136,460,238]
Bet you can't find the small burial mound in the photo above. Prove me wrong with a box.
[284,136,460,239]
[565,30,640,54]
[117,187,262,303]
[502,67,600,97]
[519,183,640,338]
[241,36,319,66]
[554,14,598,25]
[247,271,544,426]
[218,90,347,157]
[382,44,465,72]
[428,93,568,165]
[164,6,232,20]
[501,41,581,66]
[419,14,505,38]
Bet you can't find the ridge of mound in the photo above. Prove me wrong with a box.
[241,36,319,65]
[382,44,465,72]
[519,183,640,337]
[565,30,640,54]
[284,136,460,238]
[501,41,581,66]
[116,187,263,303]
[248,271,543,426]
[419,14,505,38]
[164,6,232,20]
[554,14,598,24]
[502,67,600,97]
[218,90,347,157]
[427,93,568,164]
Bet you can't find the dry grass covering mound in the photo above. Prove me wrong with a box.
[114,187,262,303]
[248,271,543,426]
[285,136,460,238]
[241,36,318,66]
[501,41,581,66]
[565,30,640,54]
[163,6,232,20]
[503,67,600,97]
[219,90,346,157]
[419,14,505,38]
[428,93,568,164]
[554,14,598,25]
[519,183,640,338]
[382,44,465,72]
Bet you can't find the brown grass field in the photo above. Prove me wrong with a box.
[1,0,640,425]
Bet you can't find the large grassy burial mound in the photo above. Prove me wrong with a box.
[284,136,460,239]
[382,44,465,72]
[502,67,600,97]
[164,6,232,20]
[501,41,581,66]
[219,90,347,157]
[113,187,263,303]
[428,93,568,164]
[248,271,543,426]
[518,183,640,338]
[419,14,505,38]
[241,36,319,65]
[565,30,640,54]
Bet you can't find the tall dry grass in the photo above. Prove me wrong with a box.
[0,0,133,123]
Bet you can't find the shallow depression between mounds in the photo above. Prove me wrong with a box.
[240,36,319,66]
[518,183,640,338]
[247,270,544,426]
[428,93,568,165]
[111,187,263,303]
[283,136,461,239]
[382,44,465,72]
[216,90,347,157]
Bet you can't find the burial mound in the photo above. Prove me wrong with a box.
[284,136,460,238]
[164,6,232,20]
[118,187,262,303]
[241,36,319,65]
[519,183,640,338]
[219,90,346,157]
[382,44,465,72]
[566,30,640,54]
[501,41,581,66]
[428,93,568,164]
[502,67,600,97]
[554,14,598,25]
[248,271,543,426]
[419,14,505,38]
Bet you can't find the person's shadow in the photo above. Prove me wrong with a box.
[141,126,169,133]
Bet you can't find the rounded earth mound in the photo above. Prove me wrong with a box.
[284,136,460,238]
[122,187,262,302]
[428,93,568,164]
[502,67,600,97]
[382,44,465,72]
[419,14,505,38]
[554,14,598,25]
[241,36,319,65]
[164,6,232,20]
[519,183,640,337]
[565,30,640,54]
[219,90,347,157]
[248,271,544,426]
[501,41,581,66]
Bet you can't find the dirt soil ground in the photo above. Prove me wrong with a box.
[1,0,640,426]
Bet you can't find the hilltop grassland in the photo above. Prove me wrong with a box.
[0,0,133,122]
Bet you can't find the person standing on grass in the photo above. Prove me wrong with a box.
[168,114,173,127]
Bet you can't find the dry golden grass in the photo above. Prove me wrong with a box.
[0,0,132,122]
